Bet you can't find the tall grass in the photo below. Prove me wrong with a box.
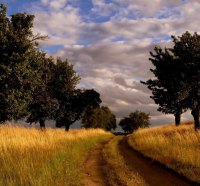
[128,124,200,183]
[0,125,111,186]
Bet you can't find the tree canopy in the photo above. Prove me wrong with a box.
[0,4,40,122]
[82,106,116,131]
[142,31,200,129]
[56,89,102,131]
[141,46,185,125]
[26,56,59,129]
[0,4,103,131]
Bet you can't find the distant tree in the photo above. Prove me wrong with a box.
[82,106,116,131]
[118,117,132,133]
[119,110,150,133]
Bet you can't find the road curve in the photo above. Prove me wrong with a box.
[118,136,193,186]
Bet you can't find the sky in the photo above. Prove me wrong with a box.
[2,0,200,126]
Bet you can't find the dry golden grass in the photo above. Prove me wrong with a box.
[103,136,146,186]
[128,123,200,183]
[0,125,111,186]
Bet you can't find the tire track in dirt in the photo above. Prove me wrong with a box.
[118,136,192,186]
[82,142,109,186]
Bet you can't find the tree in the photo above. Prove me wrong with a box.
[171,32,200,129]
[143,31,200,130]
[119,110,150,133]
[141,46,185,126]
[0,4,58,128]
[56,89,102,131]
[0,5,43,122]
[1,4,99,130]
[82,106,116,131]
[26,56,58,129]
[49,58,81,131]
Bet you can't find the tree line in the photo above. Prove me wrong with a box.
[142,31,200,130]
[0,4,118,131]
[0,4,151,133]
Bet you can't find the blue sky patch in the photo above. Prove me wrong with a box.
[41,44,63,53]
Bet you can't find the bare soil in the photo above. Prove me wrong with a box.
[82,142,108,186]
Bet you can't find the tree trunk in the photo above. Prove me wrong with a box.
[174,111,181,126]
[191,107,200,130]
[65,124,69,132]
[64,120,76,132]
[39,119,46,130]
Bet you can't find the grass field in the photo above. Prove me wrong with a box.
[128,123,200,183]
[0,125,111,186]
[103,136,146,186]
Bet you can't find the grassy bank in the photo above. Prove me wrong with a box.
[0,125,111,186]
[103,136,146,186]
[128,124,200,183]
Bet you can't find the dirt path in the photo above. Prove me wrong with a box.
[118,136,192,186]
[82,136,193,186]
[82,142,108,186]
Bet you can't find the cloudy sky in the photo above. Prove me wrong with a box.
[3,0,199,126]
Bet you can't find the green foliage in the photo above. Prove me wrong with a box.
[51,58,80,130]
[27,57,79,129]
[52,59,102,130]
[50,58,80,100]
[171,32,200,107]
[119,110,150,133]
[171,32,200,129]
[142,31,200,128]
[0,4,109,131]
[0,4,103,130]
[82,106,116,131]
[0,4,40,122]
[141,46,185,125]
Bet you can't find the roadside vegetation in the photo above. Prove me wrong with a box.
[103,136,146,186]
[0,125,111,186]
[128,123,200,184]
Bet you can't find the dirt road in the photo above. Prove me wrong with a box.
[82,142,108,186]
[83,136,194,186]
[118,136,192,186]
